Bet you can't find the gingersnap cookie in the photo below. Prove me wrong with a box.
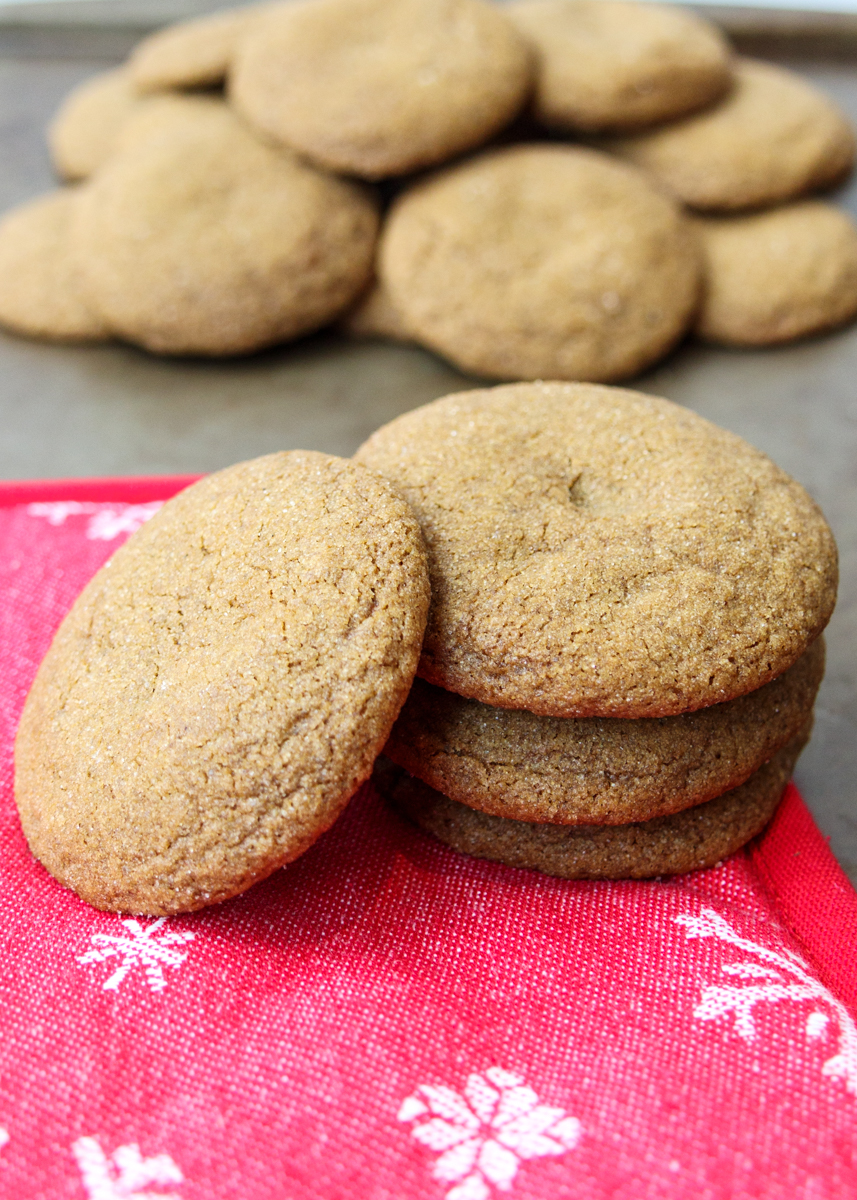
[604,58,855,212]
[506,0,731,132]
[129,5,270,93]
[377,726,808,880]
[15,451,430,915]
[0,191,109,343]
[385,637,823,825]
[48,68,145,182]
[72,107,379,356]
[378,144,700,381]
[229,0,533,179]
[694,201,857,346]
[355,382,838,718]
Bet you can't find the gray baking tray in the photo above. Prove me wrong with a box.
[1,1,855,882]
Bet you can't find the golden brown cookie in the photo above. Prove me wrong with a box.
[112,91,234,155]
[507,0,732,132]
[0,191,109,343]
[385,637,823,824]
[229,0,533,179]
[604,58,856,212]
[694,201,857,346]
[355,382,838,717]
[378,144,700,381]
[128,5,270,93]
[377,726,808,880]
[340,276,413,341]
[72,106,379,356]
[15,451,430,915]
[48,68,145,182]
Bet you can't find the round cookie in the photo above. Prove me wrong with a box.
[14,451,430,915]
[0,190,110,343]
[229,0,533,179]
[129,5,270,93]
[378,144,701,381]
[72,107,379,356]
[385,637,823,824]
[506,0,732,132]
[340,276,414,342]
[48,68,145,182]
[604,58,856,212]
[694,201,857,346]
[354,382,838,718]
[376,726,809,880]
[113,92,234,155]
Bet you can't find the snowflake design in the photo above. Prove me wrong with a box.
[72,1136,182,1200]
[27,501,163,540]
[398,1067,582,1200]
[77,918,195,993]
[0,1127,8,1151]
[676,906,857,1096]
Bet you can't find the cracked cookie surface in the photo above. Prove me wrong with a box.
[15,451,430,914]
[355,382,837,717]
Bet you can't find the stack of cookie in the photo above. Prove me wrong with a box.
[356,381,836,879]
[1,0,856,371]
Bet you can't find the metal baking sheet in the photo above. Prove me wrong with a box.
[1,2,855,882]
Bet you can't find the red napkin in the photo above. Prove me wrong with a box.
[0,476,855,1200]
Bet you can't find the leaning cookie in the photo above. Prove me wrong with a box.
[377,727,808,880]
[48,68,146,181]
[0,191,109,343]
[71,106,379,356]
[385,638,823,824]
[15,452,430,915]
[603,58,855,211]
[355,382,838,718]
[128,4,271,93]
[694,201,857,346]
[378,144,701,381]
[230,0,533,179]
[506,0,732,132]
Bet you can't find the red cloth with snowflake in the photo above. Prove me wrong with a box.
[0,476,855,1200]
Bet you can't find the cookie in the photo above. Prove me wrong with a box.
[48,68,145,182]
[378,144,701,381]
[385,636,823,824]
[694,201,857,346]
[507,0,732,132]
[604,58,856,212]
[129,5,269,94]
[0,190,109,344]
[377,726,808,880]
[355,382,838,717]
[229,0,533,179]
[340,276,413,341]
[72,106,379,356]
[15,451,430,915]
[113,92,234,156]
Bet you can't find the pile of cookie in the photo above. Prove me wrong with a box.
[15,383,837,912]
[1,0,857,375]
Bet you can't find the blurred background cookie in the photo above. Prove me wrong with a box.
[48,68,145,182]
[229,0,533,178]
[128,4,271,94]
[694,200,857,345]
[507,0,732,132]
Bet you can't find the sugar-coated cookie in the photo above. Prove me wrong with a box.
[604,58,855,211]
[377,727,808,880]
[695,201,857,345]
[385,637,823,824]
[378,144,700,381]
[48,68,144,182]
[507,0,731,132]
[72,107,379,355]
[229,0,533,178]
[0,191,109,343]
[15,452,430,915]
[129,5,269,93]
[355,382,837,717]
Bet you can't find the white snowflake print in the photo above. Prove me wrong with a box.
[0,1127,8,1151]
[676,906,857,1096]
[77,918,195,993]
[398,1067,582,1200]
[27,500,163,541]
[72,1136,182,1200]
